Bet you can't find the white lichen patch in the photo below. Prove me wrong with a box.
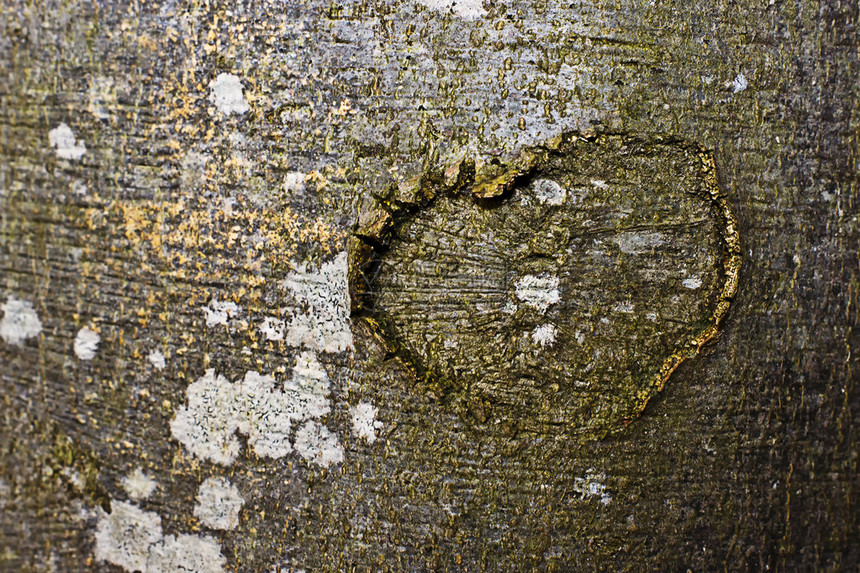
[170,352,338,466]
[283,172,306,194]
[0,296,43,346]
[532,179,566,205]
[148,349,166,370]
[294,421,344,468]
[731,73,748,93]
[170,370,242,465]
[95,500,226,573]
[48,123,86,160]
[204,299,241,327]
[531,323,557,347]
[74,326,101,360]
[613,231,665,255]
[260,317,286,341]
[514,275,560,313]
[146,533,225,573]
[72,180,88,196]
[416,0,486,19]
[283,252,353,354]
[94,501,164,572]
[193,477,244,531]
[122,469,158,502]
[572,469,612,505]
[682,276,703,289]
[350,402,382,444]
[209,73,250,115]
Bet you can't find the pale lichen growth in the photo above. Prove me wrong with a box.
[572,469,612,505]
[293,421,344,468]
[283,252,354,353]
[193,477,244,531]
[612,231,665,255]
[259,317,286,341]
[94,500,226,573]
[415,0,487,19]
[682,276,703,289]
[209,73,249,115]
[0,296,43,346]
[122,468,158,502]
[94,501,164,572]
[283,172,306,194]
[74,326,101,360]
[531,323,557,347]
[514,275,560,313]
[613,301,635,314]
[170,352,339,466]
[204,299,241,328]
[48,123,86,160]
[350,402,382,444]
[146,533,225,573]
[148,349,166,370]
[532,179,566,205]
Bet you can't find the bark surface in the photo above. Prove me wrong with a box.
[0,0,857,571]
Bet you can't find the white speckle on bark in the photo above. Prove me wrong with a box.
[122,469,158,502]
[148,349,166,370]
[74,327,101,360]
[731,73,748,93]
[62,467,85,491]
[294,421,344,468]
[72,180,88,195]
[49,123,86,160]
[682,276,703,289]
[350,402,382,444]
[613,231,665,254]
[646,312,659,321]
[209,73,250,115]
[260,317,286,341]
[415,0,487,19]
[171,352,334,465]
[94,501,164,572]
[514,275,560,313]
[613,301,635,314]
[590,179,609,189]
[193,477,244,531]
[204,299,241,327]
[572,469,612,505]
[0,296,43,346]
[283,172,306,193]
[532,179,566,205]
[531,323,557,347]
[283,252,354,354]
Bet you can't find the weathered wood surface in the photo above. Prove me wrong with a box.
[0,0,856,571]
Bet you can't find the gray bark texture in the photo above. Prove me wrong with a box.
[0,0,857,571]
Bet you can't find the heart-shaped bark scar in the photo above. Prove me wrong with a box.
[349,133,741,439]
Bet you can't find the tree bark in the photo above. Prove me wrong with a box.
[0,0,856,571]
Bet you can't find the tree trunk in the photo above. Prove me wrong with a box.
[0,0,856,571]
